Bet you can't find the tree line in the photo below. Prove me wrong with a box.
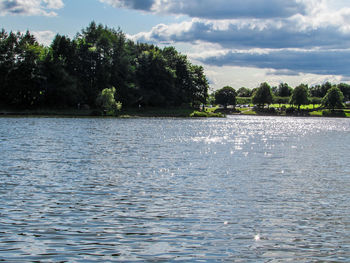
[213,82,350,111]
[0,22,209,111]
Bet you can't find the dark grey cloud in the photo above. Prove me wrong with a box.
[101,0,154,11]
[3,0,18,10]
[1,0,26,14]
[132,0,153,10]
[198,49,350,76]
[266,69,300,76]
[161,0,306,19]
[100,0,306,19]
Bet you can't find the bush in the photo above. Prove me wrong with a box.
[252,106,277,115]
[269,107,276,113]
[190,111,224,117]
[322,110,346,117]
[285,107,310,116]
[96,87,122,116]
[286,107,296,115]
[214,108,240,114]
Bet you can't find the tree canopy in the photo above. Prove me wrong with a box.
[337,83,350,101]
[290,84,309,110]
[0,22,209,110]
[322,87,344,111]
[252,82,273,107]
[215,86,237,108]
[277,83,293,97]
[237,87,252,97]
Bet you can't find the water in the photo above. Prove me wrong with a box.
[0,116,349,262]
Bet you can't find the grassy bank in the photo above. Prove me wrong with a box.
[119,107,224,118]
[0,107,224,118]
[236,105,350,118]
[1,106,348,118]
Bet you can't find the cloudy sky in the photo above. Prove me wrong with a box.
[1,0,350,90]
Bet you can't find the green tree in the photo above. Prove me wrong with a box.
[237,87,251,97]
[309,85,322,97]
[290,84,309,110]
[162,46,193,106]
[215,86,237,108]
[252,82,273,108]
[0,24,211,110]
[337,83,350,101]
[96,86,122,115]
[2,31,47,108]
[274,96,289,107]
[310,97,322,109]
[188,65,209,107]
[0,30,16,105]
[136,49,176,107]
[277,83,292,97]
[43,34,82,108]
[322,87,344,111]
[320,82,332,97]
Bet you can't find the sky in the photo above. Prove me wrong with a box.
[1,0,350,91]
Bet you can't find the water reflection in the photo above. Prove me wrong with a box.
[0,116,350,261]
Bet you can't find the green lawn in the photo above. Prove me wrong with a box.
[269,104,321,110]
[309,110,323,116]
[120,107,224,118]
[240,109,257,115]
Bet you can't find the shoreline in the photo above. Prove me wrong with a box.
[0,108,348,119]
[0,108,222,118]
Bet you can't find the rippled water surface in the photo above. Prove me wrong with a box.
[1,116,350,262]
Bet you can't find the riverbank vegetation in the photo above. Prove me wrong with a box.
[212,82,350,118]
[1,22,350,118]
[0,22,208,116]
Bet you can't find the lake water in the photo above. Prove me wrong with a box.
[0,116,350,262]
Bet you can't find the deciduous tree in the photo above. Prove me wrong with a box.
[252,82,273,108]
[322,87,344,111]
[215,86,237,109]
[290,84,309,110]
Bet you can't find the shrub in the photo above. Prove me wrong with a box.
[96,87,122,116]
[190,111,224,117]
[252,106,277,115]
[286,107,296,115]
[322,110,346,117]
[269,107,276,113]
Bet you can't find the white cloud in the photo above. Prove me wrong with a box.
[132,8,350,49]
[128,0,350,83]
[32,30,56,46]
[43,0,64,9]
[0,0,64,16]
